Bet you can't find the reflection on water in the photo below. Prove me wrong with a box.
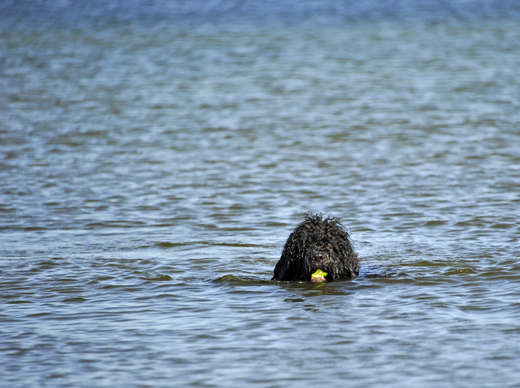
[1,1,520,387]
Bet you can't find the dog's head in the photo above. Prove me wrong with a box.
[272,213,359,282]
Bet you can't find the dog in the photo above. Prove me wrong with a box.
[272,213,359,282]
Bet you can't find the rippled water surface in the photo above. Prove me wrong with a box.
[1,1,520,387]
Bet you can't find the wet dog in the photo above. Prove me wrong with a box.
[272,214,359,282]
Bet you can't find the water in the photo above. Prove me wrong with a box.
[1,1,520,387]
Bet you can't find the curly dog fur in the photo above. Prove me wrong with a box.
[272,213,359,282]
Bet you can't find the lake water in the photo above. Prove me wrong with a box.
[1,1,520,387]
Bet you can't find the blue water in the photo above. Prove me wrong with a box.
[1,1,520,387]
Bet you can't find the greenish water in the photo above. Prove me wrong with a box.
[1,1,520,387]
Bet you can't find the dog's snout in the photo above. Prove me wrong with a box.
[309,249,329,264]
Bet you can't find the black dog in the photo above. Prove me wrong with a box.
[272,213,359,282]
